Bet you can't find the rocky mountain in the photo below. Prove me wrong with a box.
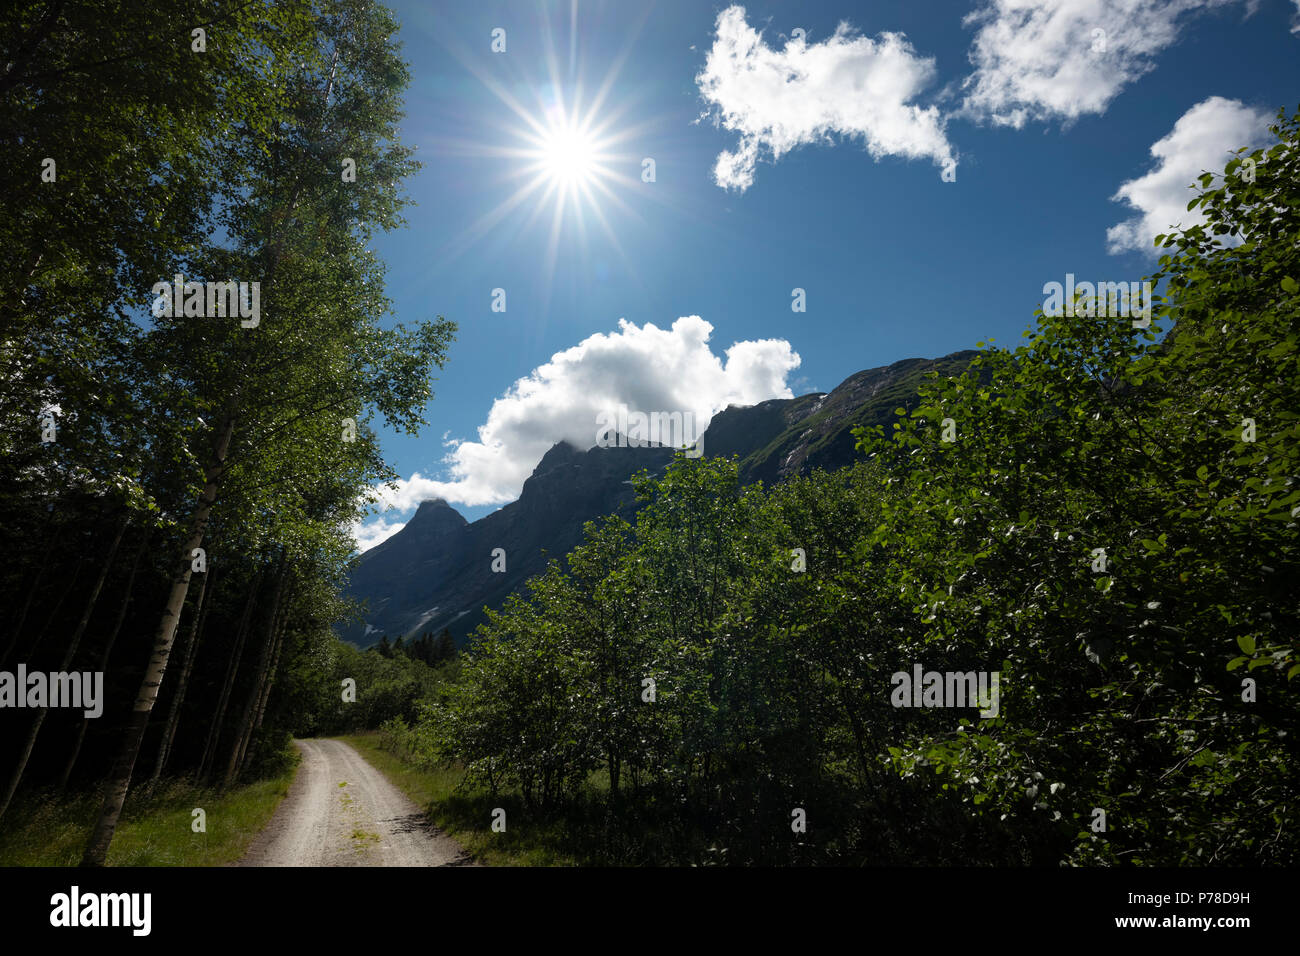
[718,351,979,485]
[338,441,674,645]
[340,349,977,647]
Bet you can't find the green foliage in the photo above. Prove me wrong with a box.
[280,634,456,738]
[0,1,456,844]
[849,106,1300,866]
[395,107,1300,865]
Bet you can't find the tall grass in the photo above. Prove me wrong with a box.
[0,754,299,866]
[340,732,595,866]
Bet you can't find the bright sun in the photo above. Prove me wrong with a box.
[540,122,598,184]
[509,105,629,234]
[436,20,675,292]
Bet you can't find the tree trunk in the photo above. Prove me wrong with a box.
[151,564,215,784]
[229,598,283,784]
[0,514,127,821]
[254,616,288,734]
[198,567,261,782]
[80,416,234,867]
[1,513,61,669]
[222,556,288,791]
[59,534,146,792]
[232,603,289,782]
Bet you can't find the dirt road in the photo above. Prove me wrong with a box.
[239,738,475,867]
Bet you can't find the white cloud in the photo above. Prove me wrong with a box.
[1106,96,1272,254]
[350,516,410,552]
[961,0,1246,128]
[1292,0,1300,33]
[696,5,955,192]
[348,316,800,550]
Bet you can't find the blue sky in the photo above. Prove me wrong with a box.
[352,0,1300,548]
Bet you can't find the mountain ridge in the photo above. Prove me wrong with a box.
[339,349,978,646]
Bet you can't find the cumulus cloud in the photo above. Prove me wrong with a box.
[695,4,955,192]
[348,316,800,551]
[1106,96,1272,254]
[351,516,411,553]
[961,0,1246,128]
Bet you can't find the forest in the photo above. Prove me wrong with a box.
[0,0,1296,868]
[0,0,455,865]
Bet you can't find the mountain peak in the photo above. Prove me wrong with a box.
[410,497,467,527]
[358,497,466,562]
[532,440,584,476]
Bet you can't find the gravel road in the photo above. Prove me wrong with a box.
[239,738,475,867]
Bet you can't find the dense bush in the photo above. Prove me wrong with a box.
[401,107,1299,865]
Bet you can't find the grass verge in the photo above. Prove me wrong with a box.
[0,753,300,866]
[337,732,584,866]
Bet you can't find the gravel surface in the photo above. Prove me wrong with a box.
[239,738,476,867]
